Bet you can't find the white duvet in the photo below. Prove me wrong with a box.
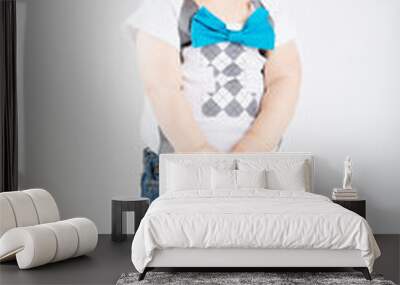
[131,190,380,273]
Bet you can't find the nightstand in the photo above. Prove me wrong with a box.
[333,199,366,219]
[111,197,150,242]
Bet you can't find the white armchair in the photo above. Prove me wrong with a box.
[0,189,98,269]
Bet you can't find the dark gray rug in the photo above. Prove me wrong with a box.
[116,272,396,285]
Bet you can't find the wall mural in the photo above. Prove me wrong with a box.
[126,0,301,201]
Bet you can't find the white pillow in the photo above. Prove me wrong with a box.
[236,169,268,189]
[266,167,306,191]
[237,159,309,192]
[167,162,211,191]
[211,169,268,190]
[166,159,236,192]
[211,168,236,191]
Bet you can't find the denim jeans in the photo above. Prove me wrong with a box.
[140,148,159,202]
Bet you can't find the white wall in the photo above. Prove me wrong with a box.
[17,0,144,233]
[17,0,400,233]
[282,0,400,234]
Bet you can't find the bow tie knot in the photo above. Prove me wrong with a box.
[191,6,275,50]
[227,31,244,44]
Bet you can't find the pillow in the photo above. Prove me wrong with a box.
[211,168,236,191]
[266,167,306,192]
[237,159,309,192]
[167,162,211,192]
[236,169,268,189]
[211,169,268,190]
[166,159,235,192]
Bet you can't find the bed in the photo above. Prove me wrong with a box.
[131,153,380,281]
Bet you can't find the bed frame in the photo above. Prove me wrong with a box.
[139,153,371,281]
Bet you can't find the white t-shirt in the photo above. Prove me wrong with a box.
[124,0,296,153]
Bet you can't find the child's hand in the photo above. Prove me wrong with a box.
[196,144,220,153]
[231,133,268,153]
[189,142,219,153]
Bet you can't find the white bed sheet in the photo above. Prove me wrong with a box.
[131,190,380,273]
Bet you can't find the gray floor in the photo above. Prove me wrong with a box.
[0,235,133,285]
[0,235,399,285]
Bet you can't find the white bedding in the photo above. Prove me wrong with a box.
[131,190,380,273]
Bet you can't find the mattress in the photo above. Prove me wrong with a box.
[131,190,380,273]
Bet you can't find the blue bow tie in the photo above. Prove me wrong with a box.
[191,6,275,50]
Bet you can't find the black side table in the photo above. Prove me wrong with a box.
[333,199,366,219]
[112,197,150,242]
